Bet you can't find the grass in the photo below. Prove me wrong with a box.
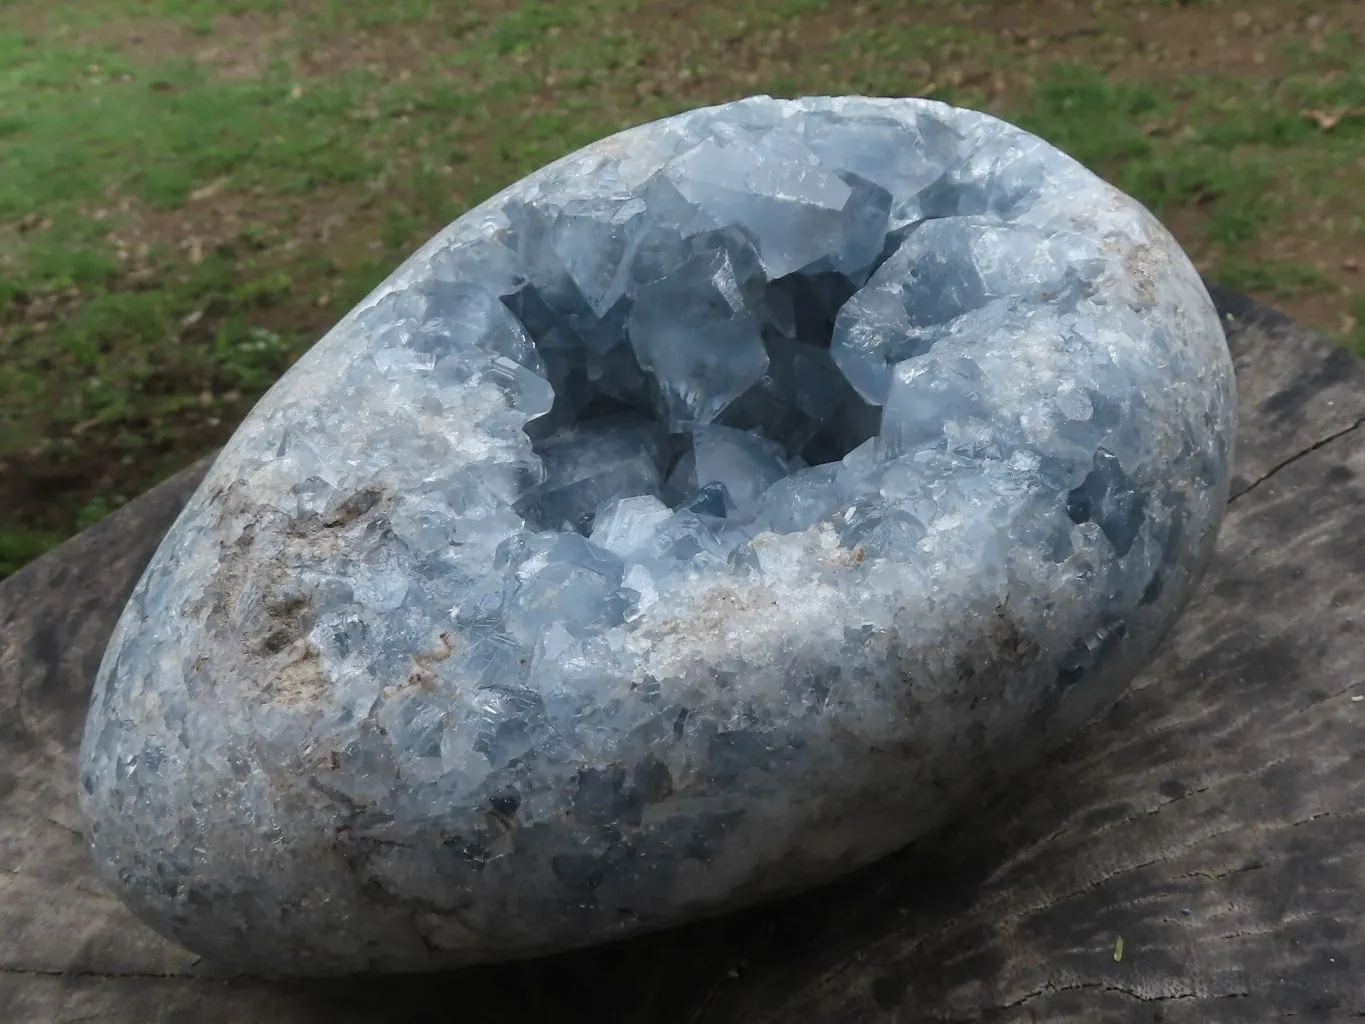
[2,0,1364,577]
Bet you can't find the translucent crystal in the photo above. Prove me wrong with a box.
[627,245,769,428]
[666,424,792,521]
[515,416,667,534]
[662,132,858,277]
[589,494,674,556]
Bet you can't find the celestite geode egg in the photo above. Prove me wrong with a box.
[79,95,1236,975]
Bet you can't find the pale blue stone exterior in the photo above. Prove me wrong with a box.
[80,96,1235,975]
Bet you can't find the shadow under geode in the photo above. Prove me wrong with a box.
[290,803,1016,1022]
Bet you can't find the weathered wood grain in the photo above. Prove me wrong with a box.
[2,288,1362,1023]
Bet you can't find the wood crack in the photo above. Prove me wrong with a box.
[0,965,207,980]
[1231,414,1365,503]
[999,982,1247,1010]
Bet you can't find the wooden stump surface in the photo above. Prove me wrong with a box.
[2,287,1363,1023]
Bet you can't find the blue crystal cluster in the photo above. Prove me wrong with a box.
[80,96,1236,975]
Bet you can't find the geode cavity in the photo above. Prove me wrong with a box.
[79,95,1236,975]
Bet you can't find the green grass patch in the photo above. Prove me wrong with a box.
[0,528,66,578]
[1216,259,1338,301]
[1350,295,1365,356]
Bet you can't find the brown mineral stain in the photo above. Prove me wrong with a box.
[265,640,331,710]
